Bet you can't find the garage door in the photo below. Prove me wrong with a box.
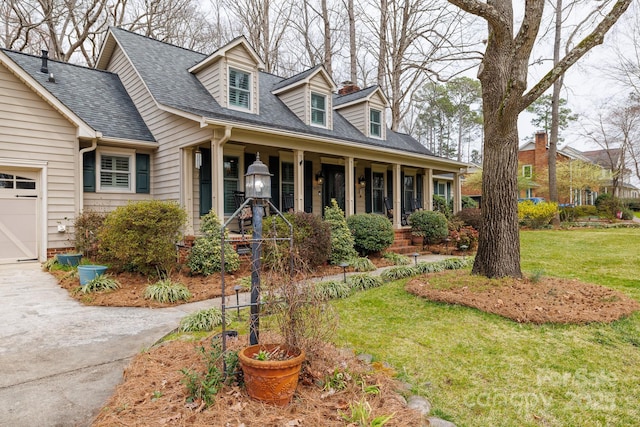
[0,171,38,263]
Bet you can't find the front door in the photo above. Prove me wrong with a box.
[322,164,345,213]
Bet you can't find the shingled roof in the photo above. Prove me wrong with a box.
[1,49,155,143]
[107,27,433,156]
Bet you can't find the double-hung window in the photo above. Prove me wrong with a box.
[370,108,382,138]
[229,68,250,109]
[311,93,326,126]
[522,165,533,178]
[100,154,131,191]
[223,156,239,215]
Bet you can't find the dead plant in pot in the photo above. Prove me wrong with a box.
[238,242,337,406]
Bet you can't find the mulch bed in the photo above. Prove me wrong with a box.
[92,333,424,427]
[406,270,640,324]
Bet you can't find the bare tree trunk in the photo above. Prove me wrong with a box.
[377,0,387,86]
[321,0,332,76]
[348,0,357,83]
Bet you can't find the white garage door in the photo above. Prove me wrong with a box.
[0,171,38,263]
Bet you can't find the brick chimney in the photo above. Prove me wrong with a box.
[338,81,360,95]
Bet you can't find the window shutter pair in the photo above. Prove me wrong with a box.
[82,151,150,194]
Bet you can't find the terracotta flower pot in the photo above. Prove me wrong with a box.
[238,343,305,406]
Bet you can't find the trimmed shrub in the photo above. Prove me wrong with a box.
[408,210,449,244]
[518,201,558,229]
[448,226,479,250]
[462,196,478,209]
[433,194,452,218]
[346,213,394,255]
[98,200,187,275]
[621,208,634,220]
[263,211,331,270]
[574,205,598,218]
[188,211,240,275]
[595,194,624,219]
[559,207,576,222]
[455,208,482,230]
[325,199,358,265]
[74,210,106,258]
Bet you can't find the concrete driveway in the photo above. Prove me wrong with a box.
[0,263,223,427]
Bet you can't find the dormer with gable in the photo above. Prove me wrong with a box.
[334,85,389,140]
[272,65,337,130]
[189,37,264,114]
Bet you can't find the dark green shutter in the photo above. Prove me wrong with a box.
[83,151,95,192]
[269,156,280,210]
[364,168,372,213]
[401,171,405,213]
[135,153,150,194]
[416,174,424,208]
[387,170,393,199]
[304,160,313,213]
[199,148,212,216]
[353,166,357,213]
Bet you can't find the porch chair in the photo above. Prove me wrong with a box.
[233,191,252,234]
[283,193,295,213]
[383,197,394,220]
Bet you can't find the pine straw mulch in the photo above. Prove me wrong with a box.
[92,333,424,427]
[48,255,396,308]
[406,270,640,324]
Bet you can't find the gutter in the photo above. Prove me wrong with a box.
[78,139,98,213]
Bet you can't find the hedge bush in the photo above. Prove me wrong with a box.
[518,201,558,228]
[455,208,482,230]
[325,199,358,264]
[98,200,186,275]
[188,210,240,275]
[263,211,331,270]
[346,213,394,255]
[433,195,452,219]
[408,210,449,244]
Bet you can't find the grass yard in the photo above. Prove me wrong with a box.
[333,228,640,427]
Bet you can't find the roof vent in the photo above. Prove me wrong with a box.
[48,72,55,83]
[40,50,49,74]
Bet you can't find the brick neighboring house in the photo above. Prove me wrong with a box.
[518,131,639,204]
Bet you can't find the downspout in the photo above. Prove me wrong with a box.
[79,139,98,213]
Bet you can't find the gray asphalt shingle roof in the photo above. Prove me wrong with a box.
[2,49,155,143]
[109,27,433,156]
[334,85,380,107]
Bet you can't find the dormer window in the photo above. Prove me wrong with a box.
[229,68,251,109]
[370,108,382,138]
[311,92,326,126]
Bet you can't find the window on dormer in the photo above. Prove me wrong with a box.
[229,68,250,109]
[311,93,326,126]
[370,108,382,137]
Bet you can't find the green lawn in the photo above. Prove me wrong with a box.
[333,228,640,427]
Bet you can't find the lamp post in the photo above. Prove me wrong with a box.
[245,153,272,345]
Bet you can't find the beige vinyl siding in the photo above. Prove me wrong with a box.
[106,45,214,229]
[309,74,332,129]
[369,93,387,139]
[338,103,367,135]
[194,59,223,105]
[278,86,307,124]
[0,63,77,250]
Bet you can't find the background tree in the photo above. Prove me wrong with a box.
[526,94,577,138]
[447,0,632,278]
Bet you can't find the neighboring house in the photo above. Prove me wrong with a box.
[517,131,639,204]
[0,27,467,263]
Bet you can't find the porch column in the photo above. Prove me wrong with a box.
[345,156,355,216]
[211,139,224,217]
[182,147,195,235]
[294,150,304,212]
[393,163,402,228]
[425,168,433,210]
[453,172,462,214]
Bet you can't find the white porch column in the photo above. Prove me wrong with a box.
[393,163,402,228]
[453,172,462,214]
[182,147,195,235]
[211,139,224,217]
[294,150,304,212]
[345,156,355,216]
[425,168,433,210]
